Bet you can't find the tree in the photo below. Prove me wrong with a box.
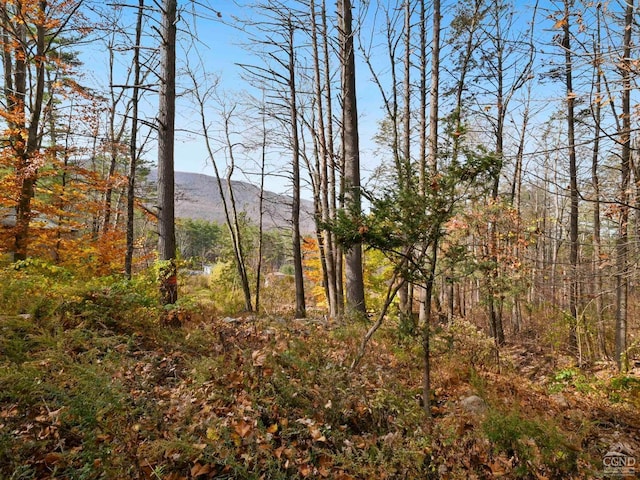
[157,0,178,305]
[588,6,605,357]
[420,0,441,416]
[473,0,537,346]
[125,0,146,279]
[308,0,340,319]
[614,0,633,372]
[188,76,254,312]
[359,0,416,320]
[237,0,307,317]
[559,0,580,358]
[285,14,306,319]
[0,0,85,260]
[338,0,366,316]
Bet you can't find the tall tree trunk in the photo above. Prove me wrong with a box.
[322,0,343,314]
[615,0,633,372]
[563,1,580,360]
[420,0,441,418]
[339,0,366,316]
[125,0,144,279]
[10,6,46,261]
[397,0,413,319]
[590,6,606,358]
[157,0,178,305]
[310,0,338,318]
[255,100,268,314]
[287,17,306,319]
[222,111,254,312]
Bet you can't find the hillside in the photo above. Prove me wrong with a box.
[0,270,638,479]
[146,170,316,233]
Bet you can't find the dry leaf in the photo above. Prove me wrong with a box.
[274,445,286,459]
[310,427,327,442]
[298,463,313,477]
[266,423,278,434]
[191,463,212,477]
[252,349,267,367]
[234,420,253,438]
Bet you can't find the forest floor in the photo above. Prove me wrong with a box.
[1,280,639,479]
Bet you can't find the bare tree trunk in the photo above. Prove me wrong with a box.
[310,0,338,318]
[223,112,254,312]
[590,6,606,358]
[615,0,633,372]
[157,0,178,305]
[320,0,343,314]
[339,0,366,316]
[125,0,145,279]
[562,0,580,360]
[255,101,268,314]
[287,17,306,319]
[104,29,130,235]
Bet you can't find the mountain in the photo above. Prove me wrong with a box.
[146,170,316,233]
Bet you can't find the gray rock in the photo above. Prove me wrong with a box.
[460,395,488,415]
[550,392,569,409]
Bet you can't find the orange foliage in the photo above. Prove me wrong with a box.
[302,237,327,307]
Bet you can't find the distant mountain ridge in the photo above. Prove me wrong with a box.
[146,170,316,233]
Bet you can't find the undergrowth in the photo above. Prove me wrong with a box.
[0,265,637,479]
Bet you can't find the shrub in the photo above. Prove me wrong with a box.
[483,409,578,478]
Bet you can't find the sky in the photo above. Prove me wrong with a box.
[79,0,391,198]
[165,0,384,197]
[79,0,585,198]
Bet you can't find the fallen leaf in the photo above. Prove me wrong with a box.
[191,463,212,477]
[234,420,253,438]
[274,446,286,459]
[43,452,63,465]
[252,349,267,367]
[310,427,327,442]
[299,463,313,477]
[206,426,219,441]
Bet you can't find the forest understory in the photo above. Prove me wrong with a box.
[1,269,638,480]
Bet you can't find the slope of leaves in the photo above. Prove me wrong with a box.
[0,271,638,479]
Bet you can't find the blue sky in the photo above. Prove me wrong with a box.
[167,0,383,196]
[80,0,620,198]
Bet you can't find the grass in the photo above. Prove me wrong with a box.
[0,266,638,478]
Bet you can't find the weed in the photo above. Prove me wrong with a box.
[608,375,640,406]
[483,408,578,478]
[549,367,593,394]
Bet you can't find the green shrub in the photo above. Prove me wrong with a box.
[549,368,592,394]
[483,409,578,478]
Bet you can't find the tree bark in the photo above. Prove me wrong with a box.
[615,0,632,372]
[339,0,366,316]
[125,0,145,279]
[563,0,580,359]
[157,0,178,305]
[419,0,441,418]
[9,4,47,261]
[590,5,606,358]
[310,0,338,318]
[287,17,306,319]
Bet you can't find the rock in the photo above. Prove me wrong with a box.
[460,395,488,415]
[550,392,569,409]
